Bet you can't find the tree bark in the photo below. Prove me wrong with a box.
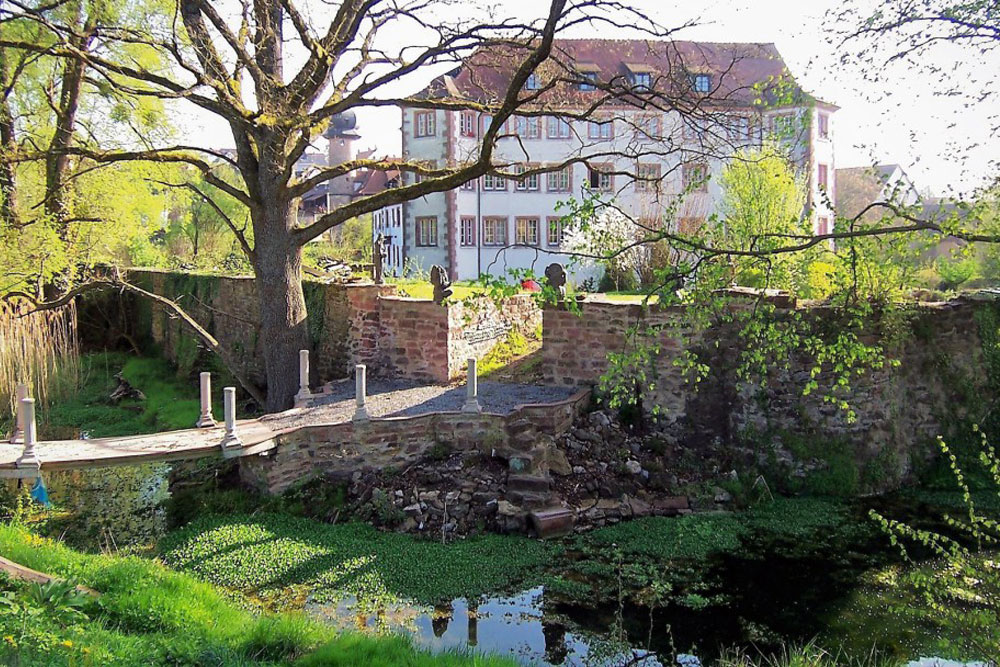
[44,9,94,231]
[251,146,309,412]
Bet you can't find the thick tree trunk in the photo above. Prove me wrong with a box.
[252,183,309,413]
[45,14,93,231]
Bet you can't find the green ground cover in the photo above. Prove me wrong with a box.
[159,513,552,608]
[0,524,517,666]
[35,352,207,438]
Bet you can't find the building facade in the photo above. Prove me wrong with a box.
[383,40,838,281]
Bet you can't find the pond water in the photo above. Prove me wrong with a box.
[305,585,985,667]
[28,464,995,666]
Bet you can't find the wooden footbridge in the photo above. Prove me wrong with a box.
[1,357,582,479]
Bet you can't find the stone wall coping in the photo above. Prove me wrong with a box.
[549,295,981,315]
[276,387,591,431]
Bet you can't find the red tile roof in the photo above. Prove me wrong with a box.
[417,39,826,110]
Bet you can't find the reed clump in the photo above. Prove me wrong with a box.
[0,300,79,417]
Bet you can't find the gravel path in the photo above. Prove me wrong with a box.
[265,378,578,429]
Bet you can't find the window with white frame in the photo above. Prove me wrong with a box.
[547,117,572,139]
[728,115,751,142]
[632,72,652,90]
[636,114,661,139]
[546,217,563,246]
[691,74,711,93]
[515,116,541,139]
[578,72,598,91]
[414,111,436,137]
[588,119,613,140]
[515,217,540,246]
[513,165,540,191]
[482,217,507,246]
[682,162,709,193]
[415,216,438,246]
[818,112,830,139]
[635,163,661,192]
[461,177,476,191]
[525,73,542,90]
[588,165,613,192]
[482,172,506,191]
[546,165,572,192]
[770,113,797,139]
[460,111,476,137]
[460,216,476,246]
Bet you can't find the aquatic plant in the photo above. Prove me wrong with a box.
[871,428,1000,660]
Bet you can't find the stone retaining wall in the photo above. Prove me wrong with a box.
[123,270,540,389]
[543,295,991,482]
[239,389,590,494]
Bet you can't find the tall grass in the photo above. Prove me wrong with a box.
[0,300,79,417]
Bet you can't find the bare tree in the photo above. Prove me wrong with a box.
[2,0,794,410]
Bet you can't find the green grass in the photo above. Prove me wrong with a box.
[387,279,485,301]
[158,514,552,608]
[0,524,517,666]
[34,352,207,438]
[478,328,542,379]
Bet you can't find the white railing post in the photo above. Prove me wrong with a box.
[196,372,216,427]
[220,387,242,448]
[9,383,27,443]
[294,349,311,407]
[353,364,369,421]
[15,397,39,468]
[463,358,481,413]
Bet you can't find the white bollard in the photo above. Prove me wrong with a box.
[463,358,482,413]
[220,387,242,448]
[9,383,27,444]
[353,364,369,421]
[295,349,311,406]
[15,397,39,468]
[196,372,217,428]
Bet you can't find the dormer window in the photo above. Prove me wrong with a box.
[625,63,655,92]
[525,73,542,91]
[576,64,600,91]
[691,74,711,93]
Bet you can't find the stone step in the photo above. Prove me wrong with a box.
[528,507,575,539]
[506,474,551,494]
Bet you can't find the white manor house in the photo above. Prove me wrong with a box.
[373,39,838,281]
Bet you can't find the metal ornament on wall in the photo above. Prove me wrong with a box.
[544,263,567,302]
[430,265,453,305]
[373,233,388,285]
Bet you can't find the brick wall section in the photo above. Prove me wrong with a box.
[125,270,541,388]
[240,389,591,493]
[543,296,989,466]
[377,297,451,381]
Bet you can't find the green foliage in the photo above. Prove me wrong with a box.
[717,641,899,667]
[158,514,552,608]
[717,143,808,289]
[935,253,978,289]
[297,633,517,667]
[36,352,203,438]
[870,430,1000,658]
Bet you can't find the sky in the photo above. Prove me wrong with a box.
[183,0,999,196]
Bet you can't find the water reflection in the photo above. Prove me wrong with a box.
[306,586,663,666]
[42,463,171,551]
